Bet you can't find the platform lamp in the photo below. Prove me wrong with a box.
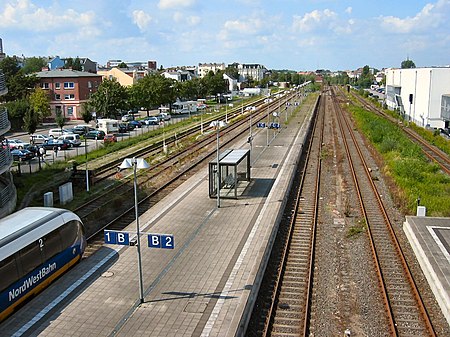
[119,157,150,304]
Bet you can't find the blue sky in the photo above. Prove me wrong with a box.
[1,0,449,71]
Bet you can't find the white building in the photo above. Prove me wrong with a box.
[237,63,268,82]
[198,63,225,78]
[385,67,450,129]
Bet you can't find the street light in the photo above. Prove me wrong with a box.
[119,157,150,304]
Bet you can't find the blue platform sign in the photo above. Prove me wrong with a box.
[256,122,266,128]
[104,230,130,246]
[148,234,175,249]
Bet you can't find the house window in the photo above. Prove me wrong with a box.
[64,94,75,100]
[55,82,60,89]
[67,107,74,116]
[41,82,50,89]
[55,94,61,100]
[64,82,75,89]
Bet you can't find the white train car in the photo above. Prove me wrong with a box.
[0,207,86,322]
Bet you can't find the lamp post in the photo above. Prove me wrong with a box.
[119,157,150,304]
[85,137,89,192]
[216,121,221,208]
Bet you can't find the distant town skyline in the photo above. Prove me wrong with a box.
[1,0,449,71]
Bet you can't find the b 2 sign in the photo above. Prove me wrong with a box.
[148,234,174,249]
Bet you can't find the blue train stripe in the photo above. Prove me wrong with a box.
[0,244,82,321]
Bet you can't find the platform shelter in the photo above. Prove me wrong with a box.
[209,149,251,199]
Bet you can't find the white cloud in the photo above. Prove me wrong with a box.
[292,9,337,32]
[380,0,450,33]
[0,0,96,32]
[158,0,196,10]
[173,11,200,26]
[223,17,264,35]
[132,10,152,31]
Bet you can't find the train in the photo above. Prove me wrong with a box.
[0,207,86,322]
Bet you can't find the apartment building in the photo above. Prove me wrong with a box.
[35,69,102,120]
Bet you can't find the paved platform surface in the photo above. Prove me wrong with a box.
[1,95,318,337]
[403,216,450,327]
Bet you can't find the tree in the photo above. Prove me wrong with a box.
[0,56,38,101]
[23,107,39,135]
[130,74,176,117]
[80,102,93,124]
[73,57,82,71]
[55,111,65,130]
[401,59,416,69]
[29,87,51,121]
[89,78,127,119]
[22,57,46,74]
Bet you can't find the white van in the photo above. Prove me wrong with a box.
[58,134,81,147]
[96,119,119,134]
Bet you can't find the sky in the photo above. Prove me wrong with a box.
[1,0,450,71]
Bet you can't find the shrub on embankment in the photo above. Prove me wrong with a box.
[348,105,450,217]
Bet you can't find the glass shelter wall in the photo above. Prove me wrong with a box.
[209,149,251,199]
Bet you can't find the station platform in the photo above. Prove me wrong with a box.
[1,96,317,337]
[403,216,450,327]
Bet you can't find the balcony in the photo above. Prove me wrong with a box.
[0,72,7,96]
[0,171,17,218]
[0,106,11,136]
[0,146,13,175]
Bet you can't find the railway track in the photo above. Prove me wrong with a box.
[245,94,322,336]
[81,89,307,255]
[346,88,450,175]
[332,87,436,336]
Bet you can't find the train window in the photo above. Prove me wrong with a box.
[0,255,19,292]
[59,221,78,249]
[43,229,63,260]
[19,241,44,276]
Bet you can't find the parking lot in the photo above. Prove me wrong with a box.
[5,109,187,173]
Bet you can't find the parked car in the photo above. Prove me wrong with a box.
[7,139,30,149]
[72,125,95,135]
[121,114,134,122]
[143,117,159,126]
[41,139,72,150]
[30,134,50,144]
[128,120,142,128]
[104,134,117,144]
[48,128,72,138]
[11,149,35,161]
[438,127,450,137]
[85,130,106,140]
[157,112,171,121]
[58,134,81,147]
[118,123,129,133]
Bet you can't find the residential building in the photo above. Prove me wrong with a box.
[162,69,195,82]
[97,67,147,87]
[236,63,268,82]
[223,73,237,92]
[385,67,450,129]
[106,59,154,70]
[35,69,102,120]
[198,63,225,78]
[0,70,16,218]
[47,56,97,73]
